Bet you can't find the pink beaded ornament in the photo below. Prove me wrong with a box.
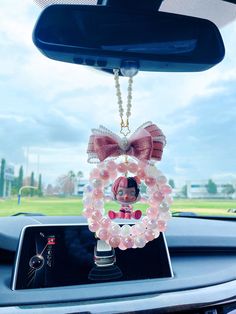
[83,69,172,250]
[83,121,172,250]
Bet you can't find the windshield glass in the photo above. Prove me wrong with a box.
[0,1,235,217]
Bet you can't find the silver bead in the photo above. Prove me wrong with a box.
[119,137,130,151]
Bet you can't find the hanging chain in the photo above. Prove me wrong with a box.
[113,69,133,137]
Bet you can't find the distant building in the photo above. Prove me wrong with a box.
[3,164,15,197]
[74,178,89,196]
[171,187,183,198]
[186,180,236,199]
[74,178,112,197]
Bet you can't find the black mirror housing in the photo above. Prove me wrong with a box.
[33,4,225,72]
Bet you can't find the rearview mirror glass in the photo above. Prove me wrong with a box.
[33,5,225,73]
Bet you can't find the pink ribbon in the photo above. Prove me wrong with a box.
[87,121,166,163]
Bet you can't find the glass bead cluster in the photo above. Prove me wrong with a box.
[83,159,172,250]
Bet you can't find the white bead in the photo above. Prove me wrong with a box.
[135,222,146,234]
[134,236,146,248]
[159,211,172,221]
[120,225,131,237]
[109,223,121,236]
[159,202,169,212]
[119,137,130,151]
[145,165,161,178]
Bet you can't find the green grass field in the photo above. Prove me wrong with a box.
[0,197,235,217]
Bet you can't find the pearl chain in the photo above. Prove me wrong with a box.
[113,69,133,136]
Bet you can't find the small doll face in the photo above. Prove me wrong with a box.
[116,187,137,204]
[112,177,140,205]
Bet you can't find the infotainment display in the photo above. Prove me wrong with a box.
[12,224,173,290]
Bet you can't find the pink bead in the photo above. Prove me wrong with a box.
[90,168,100,179]
[109,171,118,180]
[88,221,100,232]
[93,199,104,210]
[145,230,155,241]
[99,169,110,181]
[122,236,134,249]
[131,225,139,236]
[145,177,156,187]
[138,160,147,169]
[127,162,138,173]
[93,189,103,199]
[97,228,109,241]
[91,210,102,221]
[152,191,164,202]
[146,207,159,219]
[109,236,120,248]
[165,195,173,205]
[82,207,94,218]
[118,242,127,250]
[149,198,161,208]
[140,196,148,203]
[137,169,146,180]
[100,217,111,228]
[141,216,149,226]
[157,220,167,232]
[106,160,117,171]
[160,184,172,195]
[117,163,128,173]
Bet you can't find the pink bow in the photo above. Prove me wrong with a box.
[87,122,166,163]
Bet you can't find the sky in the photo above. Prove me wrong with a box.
[0,0,236,187]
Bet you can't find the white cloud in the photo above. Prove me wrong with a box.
[0,113,27,123]
[0,0,40,47]
[212,173,236,183]
[161,0,236,28]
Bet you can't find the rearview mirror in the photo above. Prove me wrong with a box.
[33,5,225,73]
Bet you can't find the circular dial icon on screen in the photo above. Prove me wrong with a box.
[29,254,44,270]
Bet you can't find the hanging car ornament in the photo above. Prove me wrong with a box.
[83,70,172,250]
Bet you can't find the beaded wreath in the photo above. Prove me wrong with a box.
[83,121,172,250]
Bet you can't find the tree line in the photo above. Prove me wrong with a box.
[0,158,43,197]
[45,170,84,196]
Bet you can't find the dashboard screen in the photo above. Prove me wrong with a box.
[12,224,172,290]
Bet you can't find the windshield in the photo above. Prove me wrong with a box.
[0,1,235,217]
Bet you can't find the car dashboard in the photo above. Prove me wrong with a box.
[0,216,235,313]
